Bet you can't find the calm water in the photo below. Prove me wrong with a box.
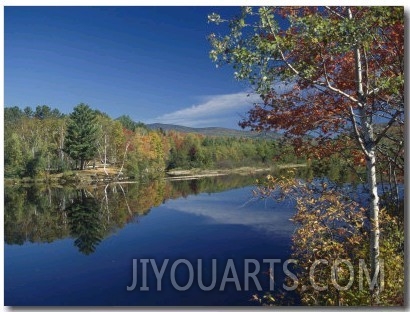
[4,175,297,306]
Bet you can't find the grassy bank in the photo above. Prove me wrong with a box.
[166,164,307,180]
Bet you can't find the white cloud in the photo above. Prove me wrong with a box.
[147,79,296,128]
[148,92,260,128]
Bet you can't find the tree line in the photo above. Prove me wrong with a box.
[4,104,303,179]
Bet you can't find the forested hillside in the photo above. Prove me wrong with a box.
[147,123,282,139]
[4,104,303,179]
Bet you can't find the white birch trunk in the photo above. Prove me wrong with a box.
[367,147,380,304]
[117,141,130,178]
[350,6,381,303]
[360,109,381,303]
[103,134,108,176]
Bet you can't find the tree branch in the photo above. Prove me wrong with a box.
[348,105,369,157]
[374,109,403,146]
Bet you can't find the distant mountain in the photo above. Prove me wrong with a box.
[147,123,282,139]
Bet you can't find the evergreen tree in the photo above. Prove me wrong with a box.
[34,105,63,119]
[4,106,24,124]
[64,103,99,170]
[116,115,147,132]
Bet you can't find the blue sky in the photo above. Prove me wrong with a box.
[5,6,261,129]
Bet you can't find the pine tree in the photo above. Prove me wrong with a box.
[64,103,98,170]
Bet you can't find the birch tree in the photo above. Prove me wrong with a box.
[209,6,404,304]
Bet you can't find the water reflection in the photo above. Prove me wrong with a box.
[4,185,70,245]
[4,173,270,254]
[5,165,357,255]
[164,189,295,237]
[66,189,103,255]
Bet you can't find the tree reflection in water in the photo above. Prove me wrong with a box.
[66,189,103,255]
[5,168,327,254]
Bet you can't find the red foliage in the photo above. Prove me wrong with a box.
[240,7,403,160]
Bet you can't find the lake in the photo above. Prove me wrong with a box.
[4,174,298,306]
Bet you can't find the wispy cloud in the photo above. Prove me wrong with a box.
[148,92,260,128]
[147,80,295,128]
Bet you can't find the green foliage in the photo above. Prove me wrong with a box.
[64,103,99,170]
[4,106,24,124]
[116,114,147,132]
[309,155,361,184]
[34,105,63,119]
[95,115,127,167]
[124,153,141,178]
[25,151,46,178]
[4,132,25,177]
[4,106,67,177]
[5,104,307,179]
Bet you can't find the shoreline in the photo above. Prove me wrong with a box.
[5,163,307,186]
[165,164,307,180]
